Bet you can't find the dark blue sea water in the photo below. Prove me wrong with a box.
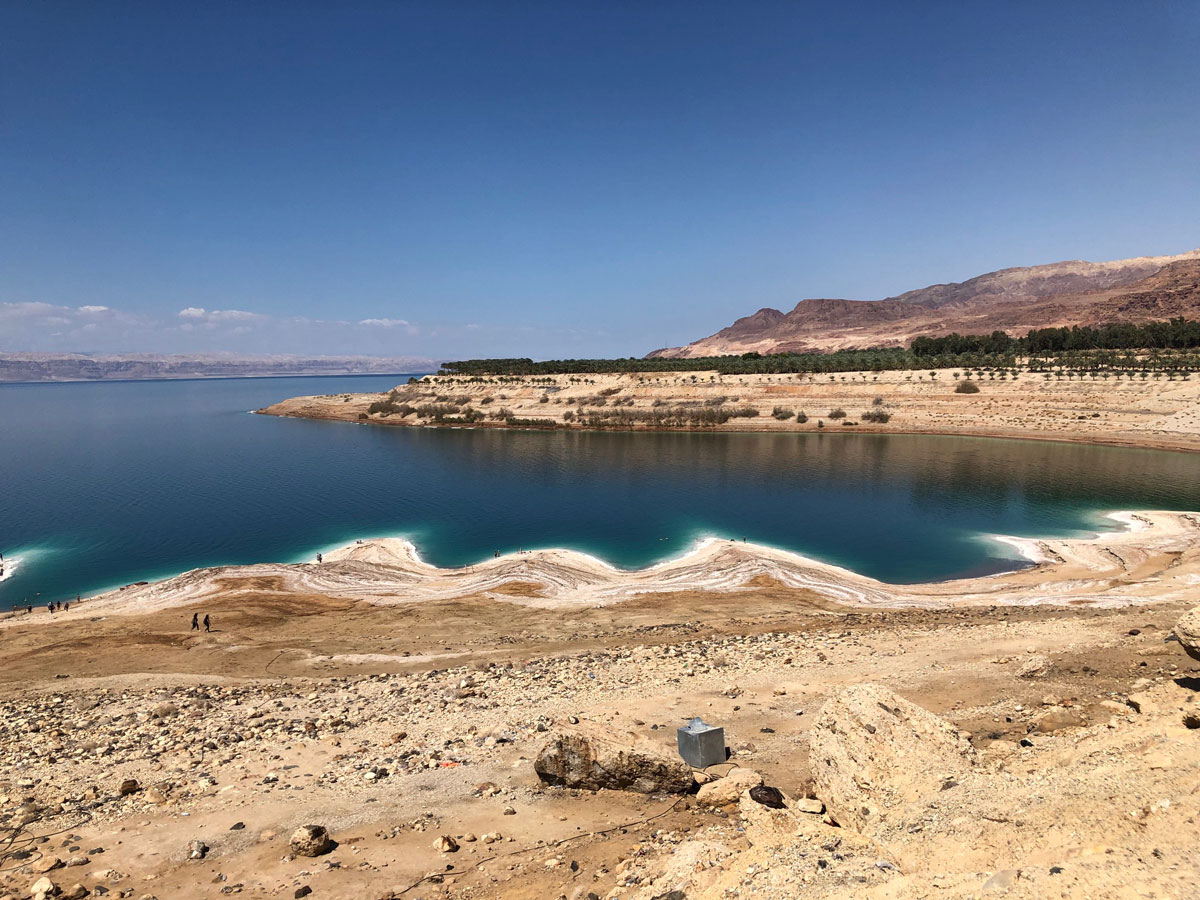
[2,374,1198,605]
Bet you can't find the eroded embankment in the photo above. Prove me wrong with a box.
[257,367,1200,452]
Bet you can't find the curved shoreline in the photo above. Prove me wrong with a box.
[258,365,1200,454]
[17,509,1197,623]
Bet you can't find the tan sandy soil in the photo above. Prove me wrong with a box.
[0,514,1198,898]
[258,367,1200,453]
[0,581,1196,899]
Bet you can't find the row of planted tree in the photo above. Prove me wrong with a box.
[440,344,1200,379]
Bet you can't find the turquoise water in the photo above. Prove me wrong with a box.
[1,374,1198,605]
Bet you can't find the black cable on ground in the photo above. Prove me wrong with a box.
[395,794,687,897]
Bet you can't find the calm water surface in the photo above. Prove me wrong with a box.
[2,374,1198,604]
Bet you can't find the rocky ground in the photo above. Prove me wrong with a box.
[0,585,1197,900]
[258,367,1200,453]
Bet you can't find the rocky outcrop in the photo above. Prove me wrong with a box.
[535,724,695,793]
[1175,606,1200,661]
[808,683,976,833]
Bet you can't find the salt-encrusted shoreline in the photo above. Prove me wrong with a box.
[20,509,1197,624]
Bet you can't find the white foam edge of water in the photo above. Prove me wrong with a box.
[982,509,1151,566]
[0,556,20,583]
[0,544,57,586]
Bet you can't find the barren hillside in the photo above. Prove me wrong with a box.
[652,250,1200,357]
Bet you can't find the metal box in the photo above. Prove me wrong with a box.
[677,717,725,768]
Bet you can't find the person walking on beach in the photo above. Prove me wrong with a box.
[316,553,323,564]
[203,614,211,632]
[191,613,199,631]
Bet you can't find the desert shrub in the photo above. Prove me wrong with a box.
[562,410,575,421]
[539,395,549,403]
[599,386,622,396]
[861,409,891,423]
[872,395,885,406]
[414,403,462,420]
[828,408,847,419]
[366,393,415,417]
[955,380,981,393]
[796,411,808,423]
[772,406,795,420]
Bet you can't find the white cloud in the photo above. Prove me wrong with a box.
[207,309,265,322]
[176,307,268,326]
[0,301,60,322]
[1,299,447,355]
[0,300,152,350]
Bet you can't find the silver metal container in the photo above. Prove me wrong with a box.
[677,717,725,768]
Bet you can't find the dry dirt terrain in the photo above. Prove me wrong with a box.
[260,365,1200,453]
[2,518,1199,899]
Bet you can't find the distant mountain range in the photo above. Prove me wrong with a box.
[0,353,437,383]
[650,249,1200,358]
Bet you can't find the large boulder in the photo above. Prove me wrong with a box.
[535,724,695,793]
[808,683,975,834]
[290,824,334,857]
[1175,606,1200,661]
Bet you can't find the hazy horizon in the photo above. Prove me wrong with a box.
[3,2,1199,359]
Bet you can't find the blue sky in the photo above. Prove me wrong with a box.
[2,1,1198,359]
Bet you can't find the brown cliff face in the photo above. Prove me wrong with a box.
[650,250,1200,357]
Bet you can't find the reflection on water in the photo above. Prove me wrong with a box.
[1,375,1197,602]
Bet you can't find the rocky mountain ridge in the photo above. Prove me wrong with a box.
[652,249,1200,357]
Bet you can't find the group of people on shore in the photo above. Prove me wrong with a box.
[191,612,211,632]
[13,593,81,615]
